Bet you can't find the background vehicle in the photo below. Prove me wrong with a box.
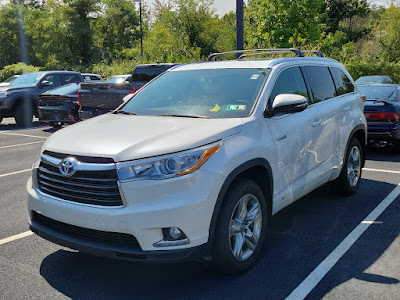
[0,75,20,87]
[358,84,400,150]
[82,73,103,81]
[355,75,395,84]
[28,49,366,275]
[38,82,81,128]
[79,63,178,120]
[0,71,84,127]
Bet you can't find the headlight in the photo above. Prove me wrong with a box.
[116,142,221,182]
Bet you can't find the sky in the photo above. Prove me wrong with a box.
[145,0,391,17]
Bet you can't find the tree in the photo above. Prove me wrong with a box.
[379,4,400,62]
[0,2,20,69]
[246,0,324,48]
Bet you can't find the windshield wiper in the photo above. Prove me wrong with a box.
[114,110,137,115]
[156,114,213,119]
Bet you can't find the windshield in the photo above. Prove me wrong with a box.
[44,83,80,95]
[121,68,268,119]
[106,76,129,83]
[4,75,19,83]
[358,86,399,101]
[10,73,42,86]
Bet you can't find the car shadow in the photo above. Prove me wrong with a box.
[39,178,399,299]
[0,120,45,131]
[366,145,400,163]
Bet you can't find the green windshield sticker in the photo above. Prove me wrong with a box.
[227,105,246,111]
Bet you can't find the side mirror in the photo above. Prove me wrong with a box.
[40,80,51,88]
[265,94,308,117]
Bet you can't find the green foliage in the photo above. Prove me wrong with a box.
[246,0,324,48]
[91,60,137,79]
[0,62,40,82]
[0,2,20,69]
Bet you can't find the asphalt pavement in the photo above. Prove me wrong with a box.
[0,117,399,299]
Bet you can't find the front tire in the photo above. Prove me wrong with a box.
[211,179,268,275]
[335,137,363,196]
[14,100,33,127]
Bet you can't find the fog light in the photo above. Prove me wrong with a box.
[169,227,182,240]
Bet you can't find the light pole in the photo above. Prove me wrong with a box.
[133,0,143,57]
[236,0,244,57]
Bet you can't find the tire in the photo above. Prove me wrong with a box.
[14,99,33,128]
[334,137,363,196]
[211,178,268,275]
[0,117,3,124]
[49,122,62,129]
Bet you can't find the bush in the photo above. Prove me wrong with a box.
[345,61,400,83]
[0,62,41,82]
[92,60,138,79]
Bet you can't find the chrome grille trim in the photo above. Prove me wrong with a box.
[37,153,124,207]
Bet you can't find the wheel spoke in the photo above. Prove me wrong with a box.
[236,196,249,222]
[245,202,260,224]
[244,234,258,251]
[232,233,244,260]
[230,219,242,237]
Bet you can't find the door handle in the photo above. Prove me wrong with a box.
[312,119,322,127]
[343,105,350,112]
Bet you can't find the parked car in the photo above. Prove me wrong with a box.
[0,71,84,126]
[358,83,400,150]
[355,75,395,84]
[82,73,103,82]
[38,82,81,128]
[79,63,178,120]
[105,75,132,84]
[28,49,367,275]
[0,75,20,87]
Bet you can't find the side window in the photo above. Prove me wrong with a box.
[303,66,336,103]
[269,67,309,105]
[331,68,355,96]
[64,74,81,84]
[43,74,61,88]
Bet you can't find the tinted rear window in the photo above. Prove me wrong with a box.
[132,66,173,82]
[358,86,398,102]
[331,68,355,96]
[303,66,336,103]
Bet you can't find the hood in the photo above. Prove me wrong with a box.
[0,85,36,92]
[43,113,243,162]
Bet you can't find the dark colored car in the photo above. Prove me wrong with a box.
[358,84,400,149]
[0,71,84,127]
[38,83,81,128]
[79,63,178,120]
[355,75,395,84]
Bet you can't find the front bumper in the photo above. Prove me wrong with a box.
[27,169,225,259]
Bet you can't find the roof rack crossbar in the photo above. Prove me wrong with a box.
[301,50,324,58]
[207,48,304,61]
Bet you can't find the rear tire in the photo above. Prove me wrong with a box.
[334,137,363,196]
[211,179,268,275]
[14,99,33,128]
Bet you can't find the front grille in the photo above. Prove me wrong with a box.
[37,152,123,207]
[32,211,139,249]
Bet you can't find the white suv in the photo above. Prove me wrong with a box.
[27,49,367,274]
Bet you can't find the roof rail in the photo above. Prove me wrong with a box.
[207,48,305,61]
[301,50,324,58]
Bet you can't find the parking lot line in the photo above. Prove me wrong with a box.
[0,169,31,178]
[364,168,400,175]
[0,141,43,150]
[0,132,48,139]
[0,231,33,246]
[286,182,400,300]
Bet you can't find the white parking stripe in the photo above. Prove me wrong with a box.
[0,132,47,139]
[0,141,43,150]
[364,168,400,175]
[286,182,400,300]
[0,231,33,246]
[0,169,31,178]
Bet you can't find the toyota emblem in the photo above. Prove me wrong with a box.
[59,157,78,176]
